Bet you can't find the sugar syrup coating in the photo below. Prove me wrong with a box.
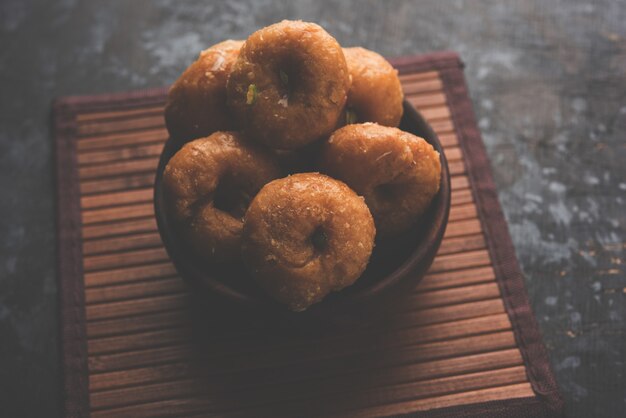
[242,173,376,311]
[320,123,441,237]
[165,40,243,144]
[341,47,404,127]
[227,20,350,150]
[162,132,281,263]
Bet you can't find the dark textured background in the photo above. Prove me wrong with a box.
[0,1,624,417]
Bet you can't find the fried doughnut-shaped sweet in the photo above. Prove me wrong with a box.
[320,123,441,237]
[162,132,281,263]
[242,173,375,311]
[226,20,350,150]
[342,47,404,127]
[165,40,243,144]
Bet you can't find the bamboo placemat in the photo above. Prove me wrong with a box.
[54,52,563,417]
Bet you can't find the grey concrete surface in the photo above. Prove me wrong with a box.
[0,1,624,417]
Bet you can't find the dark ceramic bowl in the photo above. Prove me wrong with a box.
[154,101,451,321]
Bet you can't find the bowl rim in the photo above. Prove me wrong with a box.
[154,100,451,312]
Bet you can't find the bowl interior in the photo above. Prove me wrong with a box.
[154,101,451,313]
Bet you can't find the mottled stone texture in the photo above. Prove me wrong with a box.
[0,1,624,417]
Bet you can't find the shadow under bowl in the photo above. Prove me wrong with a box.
[154,101,451,324]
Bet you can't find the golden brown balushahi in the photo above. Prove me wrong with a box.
[226,20,351,150]
[320,123,441,238]
[342,47,404,127]
[160,21,445,311]
[242,173,376,311]
[165,40,243,144]
[162,132,281,263]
